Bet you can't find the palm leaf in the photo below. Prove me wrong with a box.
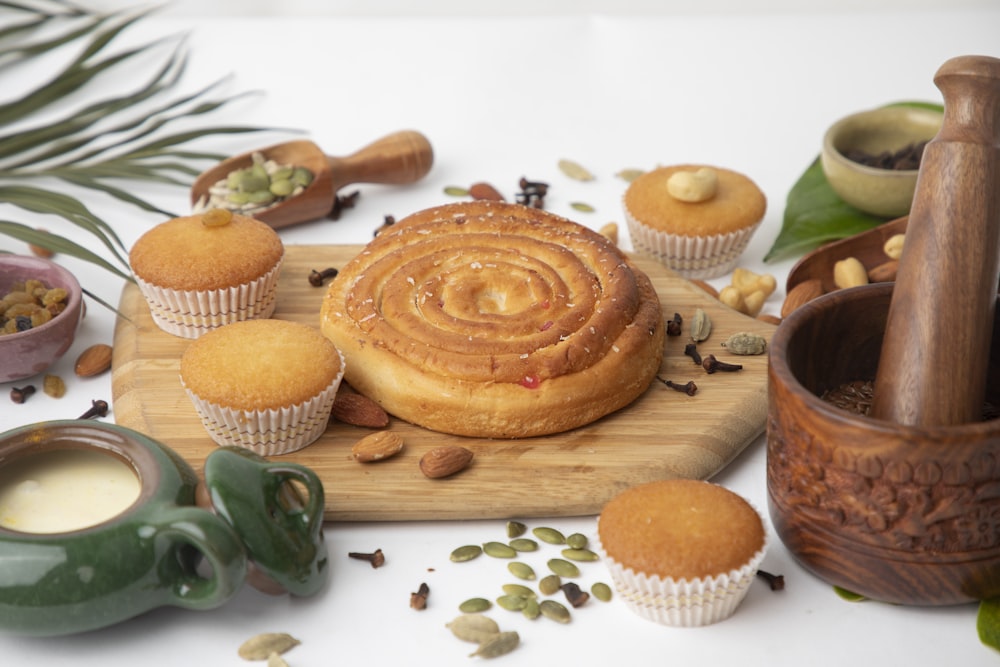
[0,220,131,280]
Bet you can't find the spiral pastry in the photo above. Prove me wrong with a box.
[320,201,665,438]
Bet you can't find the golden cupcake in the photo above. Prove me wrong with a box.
[180,318,344,455]
[129,209,284,338]
[623,165,766,279]
[596,479,767,627]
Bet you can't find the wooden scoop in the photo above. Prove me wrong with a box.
[871,55,1000,427]
[189,130,434,229]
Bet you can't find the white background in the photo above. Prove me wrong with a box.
[2,1,1000,665]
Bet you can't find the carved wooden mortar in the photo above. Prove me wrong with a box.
[767,283,1000,605]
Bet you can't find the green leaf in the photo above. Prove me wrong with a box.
[0,220,132,281]
[763,157,888,263]
[978,598,1000,652]
[832,585,868,602]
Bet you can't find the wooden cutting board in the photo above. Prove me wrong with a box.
[112,244,774,521]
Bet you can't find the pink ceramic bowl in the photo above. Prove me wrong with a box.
[0,255,83,383]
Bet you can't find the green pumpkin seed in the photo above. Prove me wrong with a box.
[547,558,580,578]
[444,185,470,197]
[483,541,517,559]
[507,561,536,580]
[522,596,541,620]
[508,538,538,552]
[496,594,528,611]
[268,178,294,197]
[591,582,613,602]
[447,613,500,643]
[561,548,600,562]
[532,526,566,545]
[539,599,572,624]
[569,201,595,213]
[237,633,300,660]
[615,168,645,183]
[506,520,527,538]
[565,533,588,549]
[538,574,562,595]
[557,158,595,182]
[458,597,492,613]
[450,544,483,562]
[502,583,536,598]
[470,631,520,659]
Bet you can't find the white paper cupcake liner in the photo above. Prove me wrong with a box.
[594,520,768,627]
[182,348,345,456]
[624,210,760,280]
[135,259,283,339]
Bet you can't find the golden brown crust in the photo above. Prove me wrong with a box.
[598,479,765,580]
[623,165,766,237]
[180,319,342,410]
[320,201,665,438]
[130,213,283,291]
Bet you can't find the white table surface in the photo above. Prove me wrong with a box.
[2,5,999,665]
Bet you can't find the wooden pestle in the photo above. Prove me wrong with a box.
[871,55,1000,427]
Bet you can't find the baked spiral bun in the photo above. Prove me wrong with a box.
[320,201,665,438]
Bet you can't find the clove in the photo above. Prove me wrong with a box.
[756,569,785,591]
[666,312,683,337]
[374,214,396,237]
[683,342,702,365]
[9,385,35,404]
[308,267,339,287]
[77,399,109,420]
[348,548,385,569]
[329,189,360,220]
[658,377,697,396]
[702,354,742,374]
[560,582,590,608]
[410,582,430,610]
[516,177,549,208]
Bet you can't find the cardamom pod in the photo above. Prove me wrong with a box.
[690,307,712,342]
[557,158,595,181]
[447,613,500,643]
[722,331,767,355]
[237,633,300,661]
[470,631,520,659]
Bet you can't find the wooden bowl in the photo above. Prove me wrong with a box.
[767,282,1000,605]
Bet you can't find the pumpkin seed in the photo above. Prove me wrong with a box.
[444,185,470,197]
[547,558,580,578]
[557,158,595,181]
[507,561,536,580]
[591,582,613,602]
[447,613,500,643]
[539,574,562,595]
[506,520,527,538]
[539,599,572,624]
[470,631,520,659]
[238,633,300,661]
[532,526,566,545]
[459,597,493,613]
[690,308,712,342]
[522,596,541,620]
[565,533,588,549]
[450,544,483,562]
[561,548,600,562]
[615,168,645,182]
[496,594,528,611]
[483,541,517,559]
[570,201,595,213]
[502,583,536,598]
[508,538,538,552]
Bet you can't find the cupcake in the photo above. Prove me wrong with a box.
[596,479,767,627]
[623,165,766,279]
[180,318,344,455]
[129,209,284,338]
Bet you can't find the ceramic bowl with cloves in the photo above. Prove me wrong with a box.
[821,105,943,218]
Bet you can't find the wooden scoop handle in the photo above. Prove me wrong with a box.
[327,130,434,191]
[871,55,1000,426]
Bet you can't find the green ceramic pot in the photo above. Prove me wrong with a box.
[0,421,248,636]
[199,446,329,597]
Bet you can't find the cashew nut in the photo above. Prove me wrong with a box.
[666,167,718,203]
[833,257,869,289]
[883,233,905,260]
[731,267,777,298]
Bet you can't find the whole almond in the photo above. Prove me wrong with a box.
[780,278,824,318]
[868,259,899,283]
[332,392,389,428]
[352,431,404,462]
[469,182,505,202]
[419,446,474,479]
[74,343,113,377]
